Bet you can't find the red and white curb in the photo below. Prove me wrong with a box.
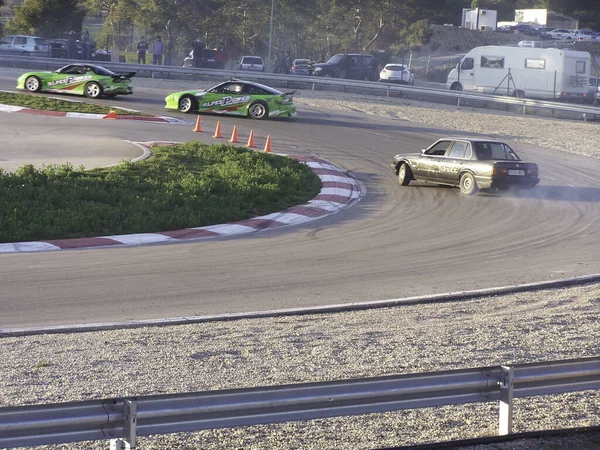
[0,148,366,253]
[0,103,190,124]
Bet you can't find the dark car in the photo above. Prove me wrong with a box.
[391,138,539,195]
[510,24,540,37]
[312,53,378,81]
[49,39,69,58]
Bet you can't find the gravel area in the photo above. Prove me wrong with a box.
[1,69,600,449]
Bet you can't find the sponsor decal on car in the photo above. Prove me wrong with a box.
[47,75,93,87]
[201,95,250,108]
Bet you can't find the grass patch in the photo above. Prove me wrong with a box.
[0,142,322,243]
[0,91,144,115]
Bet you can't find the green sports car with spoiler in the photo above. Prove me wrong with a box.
[164,80,296,119]
[16,63,135,98]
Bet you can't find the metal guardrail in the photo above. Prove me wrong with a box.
[0,357,598,449]
[0,54,598,121]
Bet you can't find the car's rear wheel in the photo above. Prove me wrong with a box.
[398,163,412,186]
[460,172,479,195]
[248,101,268,120]
[21,51,30,56]
[178,95,197,113]
[25,76,41,92]
[84,82,102,99]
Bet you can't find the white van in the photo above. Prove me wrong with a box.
[517,40,543,48]
[446,45,593,101]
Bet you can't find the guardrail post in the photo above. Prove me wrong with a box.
[498,365,514,436]
[110,399,137,450]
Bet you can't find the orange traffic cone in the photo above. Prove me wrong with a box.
[247,129,255,148]
[229,125,239,143]
[103,110,117,119]
[263,135,272,153]
[213,121,222,138]
[193,116,202,132]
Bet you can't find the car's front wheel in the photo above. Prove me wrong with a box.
[248,101,268,120]
[450,82,463,91]
[398,163,412,186]
[25,76,41,92]
[84,82,102,99]
[460,172,479,195]
[178,95,197,113]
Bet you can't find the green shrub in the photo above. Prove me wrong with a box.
[0,142,322,243]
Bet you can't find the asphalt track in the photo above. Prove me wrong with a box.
[1,78,600,329]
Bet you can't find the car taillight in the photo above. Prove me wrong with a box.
[492,167,508,176]
[34,45,40,50]
[382,69,387,73]
[291,65,297,70]
[527,168,538,176]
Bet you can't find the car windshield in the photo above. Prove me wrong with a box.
[385,65,407,71]
[243,57,263,65]
[326,54,344,64]
[474,142,521,161]
[294,59,309,65]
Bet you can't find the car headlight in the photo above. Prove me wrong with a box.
[314,67,322,72]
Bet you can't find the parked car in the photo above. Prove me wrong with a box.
[49,39,68,58]
[547,29,574,39]
[182,49,218,68]
[510,24,540,37]
[517,40,543,48]
[313,53,378,81]
[0,35,50,57]
[379,63,414,85]
[165,80,295,119]
[572,30,598,41]
[16,63,135,98]
[290,59,311,75]
[238,56,265,72]
[536,27,555,39]
[391,138,539,196]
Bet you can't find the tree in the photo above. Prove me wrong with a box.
[7,0,86,37]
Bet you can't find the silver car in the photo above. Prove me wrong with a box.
[0,35,50,57]
[238,56,265,72]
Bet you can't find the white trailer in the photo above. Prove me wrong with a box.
[446,45,593,102]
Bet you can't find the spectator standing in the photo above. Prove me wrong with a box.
[81,30,91,60]
[285,51,292,74]
[215,42,228,69]
[137,37,148,64]
[152,36,164,65]
[192,39,205,68]
[66,31,77,60]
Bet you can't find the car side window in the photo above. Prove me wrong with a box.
[246,85,267,95]
[14,37,27,45]
[447,141,469,159]
[461,58,474,70]
[0,37,13,45]
[224,83,243,94]
[425,141,451,156]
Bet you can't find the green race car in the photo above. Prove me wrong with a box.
[16,63,135,98]
[165,80,296,119]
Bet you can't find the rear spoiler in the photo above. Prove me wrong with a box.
[112,72,136,81]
